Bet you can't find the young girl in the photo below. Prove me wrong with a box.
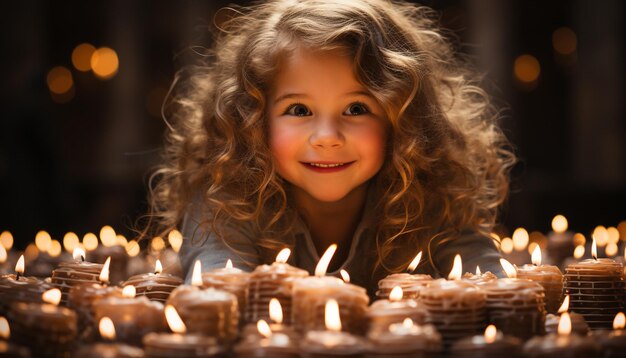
[147,0,515,298]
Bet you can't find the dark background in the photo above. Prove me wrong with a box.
[0,0,624,249]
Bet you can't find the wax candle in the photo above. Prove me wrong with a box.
[300,299,368,358]
[516,246,564,313]
[546,215,575,268]
[367,318,442,358]
[375,251,433,300]
[590,312,626,358]
[233,319,300,358]
[367,286,427,336]
[292,245,370,335]
[74,317,145,358]
[450,324,523,358]
[8,288,77,357]
[241,298,299,340]
[461,266,498,286]
[0,255,53,315]
[123,259,183,303]
[246,249,308,325]
[67,282,124,342]
[524,312,601,357]
[545,295,589,335]
[51,248,104,305]
[202,259,251,322]
[143,304,228,358]
[86,226,129,285]
[0,316,30,358]
[564,237,624,329]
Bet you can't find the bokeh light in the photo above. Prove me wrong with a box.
[513,54,541,88]
[552,27,577,55]
[47,66,74,94]
[72,43,96,72]
[91,47,119,79]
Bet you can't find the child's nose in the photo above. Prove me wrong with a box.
[309,118,344,148]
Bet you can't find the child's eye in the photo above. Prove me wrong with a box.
[344,102,369,116]
[285,103,312,116]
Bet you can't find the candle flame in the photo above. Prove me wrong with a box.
[389,286,403,301]
[447,254,462,280]
[500,237,513,254]
[573,245,585,259]
[512,228,529,251]
[0,245,6,264]
[257,319,273,338]
[269,298,283,324]
[558,295,570,313]
[593,226,609,247]
[500,258,517,278]
[191,260,202,287]
[165,305,187,334]
[531,245,542,266]
[168,230,183,253]
[340,269,350,283]
[48,240,62,257]
[407,251,422,272]
[100,225,117,247]
[552,215,568,233]
[155,259,163,274]
[592,236,597,260]
[315,244,337,277]
[122,285,136,298]
[606,243,618,257]
[73,247,86,261]
[151,237,165,252]
[0,317,9,340]
[35,230,52,253]
[15,255,24,275]
[275,248,291,264]
[42,288,62,306]
[63,232,79,253]
[99,257,111,284]
[0,231,13,250]
[558,312,572,335]
[613,312,625,330]
[99,317,116,340]
[484,324,497,343]
[83,232,99,251]
[402,318,413,328]
[225,259,233,269]
[476,265,481,275]
[325,299,341,332]
[125,240,140,257]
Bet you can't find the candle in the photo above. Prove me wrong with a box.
[8,288,78,357]
[202,259,251,323]
[375,251,433,300]
[67,282,124,342]
[0,316,30,358]
[292,245,370,335]
[233,319,299,358]
[241,298,299,339]
[590,312,626,358]
[367,318,442,357]
[246,248,308,325]
[524,312,601,357]
[143,304,227,358]
[0,255,53,315]
[450,324,523,358]
[51,248,104,305]
[300,299,367,358]
[367,286,427,336]
[86,226,129,285]
[93,285,167,346]
[546,215,575,268]
[123,259,183,303]
[545,295,589,335]
[564,236,625,329]
[516,246,564,313]
[461,266,498,286]
[74,317,144,358]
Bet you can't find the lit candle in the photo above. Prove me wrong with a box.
[375,251,433,300]
[590,312,626,358]
[367,286,427,336]
[123,259,183,303]
[74,317,144,358]
[367,317,442,357]
[0,254,53,316]
[202,259,251,323]
[545,295,589,335]
[233,319,299,358]
[461,265,498,286]
[67,281,124,342]
[87,225,129,285]
[51,247,104,305]
[546,215,575,268]
[524,312,601,357]
[516,246,564,313]
[0,316,30,357]
[242,298,299,339]
[451,324,523,358]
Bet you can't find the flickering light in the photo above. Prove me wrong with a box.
[126,240,140,257]
[225,259,233,269]
[500,237,514,254]
[606,243,618,257]
[389,286,403,302]
[83,233,99,251]
[447,254,462,280]
[484,325,497,343]
[168,230,183,253]
[191,260,202,287]
[325,299,341,332]
[512,228,529,252]
[99,317,116,340]
[91,47,119,79]
[593,226,609,247]
[275,248,291,264]
[100,225,117,247]
[573,245,585,259]
[558,312,572,335]
[63,232,79,253]
[35,230,52,253]
[613,312,625,330]
[73,247,86,261]
[151,237,165,252]
[407,251,422,272]
[42,288,62,306]
[48,240,62,257]
[340,269,350,283]
[122,285,136,298]
[269,298,283,324]
[0,231,14,250]
[257,319,272,338]
[155,259,163,274]
[500,258,517,279]
[99,257,111,284]
[165,305,187,334]
[531,245,542,266]
[315,244,337,277]
[558,295,570,313]
[551,215,568,233]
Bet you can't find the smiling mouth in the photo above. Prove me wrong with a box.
[301,161,355,170]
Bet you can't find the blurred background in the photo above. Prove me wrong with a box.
[0,0,624,251]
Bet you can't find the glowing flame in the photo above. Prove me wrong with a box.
[151,237,165,252]
[528,242,539,255]
[484,324,497,343]
[606,243,618,257]
[165,305,187,334]
[100,225,117,247]
[558,312,572,335]
[257,319,273,338]
[512,228,529,251]
[0,317,9,340]
[122,285,136,298]
[15,255,24,275]
[552,215,568,233]
[191,260,202,287]
[476,266,482,275]
[531,245,542,266]
[125,240,140,257]
[315,244,337,277]
[340,269,350,283]
[500,258,517,278]
[593,226,609,247]
[0,245,6,264]
[99,317,116,340]
[269,298,283,324]
[73,247,86,261]
[500,237,513,254]
[48,240,62,257]
[225,259,233,269]
[116,235,128,247]
[275,248,291,264]
[407,251,422,272]
[99,257,111,284]
[389,286,403,302]
[155,259,163,274]
[558,295,570,313]
[83,233,99,251]
[325,299,341,332]
[573,233,586,246]
[613,312,625,330]
[63,232,79,253]
[592,236,598,260]
[608,227,620,244]
[168,230,183,253]
[0,231,14,250]
[447,254,462,280]
[35,230,52,253]
[573,245,585,259]
[42,288,62,306]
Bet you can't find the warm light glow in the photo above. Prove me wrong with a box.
[613,312,625,330]
[275,248,291,264]
[72,43,96,72]
[514,54,540,84]
[47,66,74,95]
[269,298,283,324]
[315,244,337,277]
[618,221,626,242]
[24,243,39,261]
[0,317,9,340]
[558,295,570,313]
[91,47,119,79]
[165,305,187,334]
[607,227,620,244]
[389,286,403,302]
[257,319,273,338]
[484,325,497,343]
[83,233,99,251]
[325,299,341,332]
[151,237,166,252]
[551,215,568,233]
[573,233,586,246]
[99,257,111,283]
[447,254,462,280]
[122,285,136,298]
[155,259,163,274]
[500,258,517,278]
[0,231,13,250]
[225,259,233,269]
[500,237,514,254]
[512,228,529,251]
[191,260,202,286]
[340,269,350,283]
[116,235,128,247]
[531,245,542,266]
[42,288,62,306]
[48,240,62,257]
[15,255,25,275]
[476,266,481,275]
[593,226,609,247]
[528,242,539,255]
[592,236,598,260]
[99,317,116,340]
[0,246,6,264]
[606,243,618,257]
[125,240,140,257]
[100,225,117,247]
[73,247,86,261]
[573,245,585,259]
[168,230,183,253]
[35,230,52,253]
[407,251,422,272]
[63,232,79,253]
[552,27,577,55]
[558,312,572,335]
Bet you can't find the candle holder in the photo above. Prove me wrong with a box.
[67,282,124,342]
[51,260,103,306]
[375,273,432,300]
[516,264,564,314]
[367,287,427,336]
[123,272,183,303]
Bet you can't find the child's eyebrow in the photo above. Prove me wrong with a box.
[272,90,374,105]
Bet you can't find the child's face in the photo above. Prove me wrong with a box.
[268,47,388,203]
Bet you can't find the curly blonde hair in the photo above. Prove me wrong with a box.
[146,0,515,275]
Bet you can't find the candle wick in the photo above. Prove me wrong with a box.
[15,272,21,281]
